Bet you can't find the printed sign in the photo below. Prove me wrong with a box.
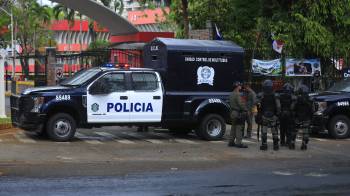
[54,63,64,81]
[197,66,215,86]
[252,59,282,76]
[342,68,350,78]
[285,59,321,76]
[185,57,228,63]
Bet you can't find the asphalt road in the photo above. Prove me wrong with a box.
[0,125,349,195]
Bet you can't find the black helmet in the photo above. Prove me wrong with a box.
[233,81,242,89]
[298,84,309,95]
[283,83,294,93]
[262,79,273,94]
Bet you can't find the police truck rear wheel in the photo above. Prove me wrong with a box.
[196,114,225,140]
[47,113,76,142]
[328,115,350,139]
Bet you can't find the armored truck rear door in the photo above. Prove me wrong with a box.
[87,72,130,123]
[128,72,163,122]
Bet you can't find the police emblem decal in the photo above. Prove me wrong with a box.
[197,66,215,86]
[91,103,99,112]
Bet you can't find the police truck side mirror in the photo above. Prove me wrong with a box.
[89,80,110,95]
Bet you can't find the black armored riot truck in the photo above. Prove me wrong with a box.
[11,38,244,142]
[312,79,350,139]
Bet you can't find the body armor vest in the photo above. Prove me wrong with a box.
[261,93,276,118]
[295,95,312,120]
[280,93,292,111]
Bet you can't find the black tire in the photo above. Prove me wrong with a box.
[196,114,226,140]
[46,113,76,142]
[328,115,350,139]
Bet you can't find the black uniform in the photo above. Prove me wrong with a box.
[279,83,296,147]
[293,84,313,150]
[258,80,281,151]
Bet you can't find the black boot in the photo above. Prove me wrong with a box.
[301,139,308,150]
[301,143,307,150]
[260,143,267,150]
[289,142,295,150]
[228,140,236,147]
[236,143,248,148]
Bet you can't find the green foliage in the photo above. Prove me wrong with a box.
[53,4,76,26]
[0,117,10,124]
[88,39,110,50]
[165,0,350,74]
[14,0,52,78]
[96,0,124,15]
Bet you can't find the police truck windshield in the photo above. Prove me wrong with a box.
[328,80,350,92]
[60,68,100,86]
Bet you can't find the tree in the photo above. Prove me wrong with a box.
[14,0,51,78]
[52,3,76,53]
[167,0,350,76]
[140,0,190,38]
[97,0,124,15]
[53,4,77,75]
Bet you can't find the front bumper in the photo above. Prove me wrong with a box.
[11,95,46,132]
[311,114,329,132]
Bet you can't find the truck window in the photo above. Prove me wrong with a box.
[100,73,126,92]
[60,68,100,86]
[131,73,158,91]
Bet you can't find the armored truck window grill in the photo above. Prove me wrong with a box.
[131,73,158,91]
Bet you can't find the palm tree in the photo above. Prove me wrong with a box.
[98,0,124,15]
[113,0,124,15]
[53,4,76,75]
[31,3,51,52]
[53,4,76,52]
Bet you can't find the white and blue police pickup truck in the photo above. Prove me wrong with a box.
[10,38,245,142]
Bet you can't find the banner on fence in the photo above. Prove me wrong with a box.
[285,59,321,76]
[252,59,282,76]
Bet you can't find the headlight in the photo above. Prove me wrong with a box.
[315,101,327,115]
[31,97,45,113]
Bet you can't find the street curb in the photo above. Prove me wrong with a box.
[0,123,13,130]
[0,127,19,135]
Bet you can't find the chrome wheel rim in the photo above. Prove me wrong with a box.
[206,119,222,137]
[334,121,348,136]
[54,119,71,137]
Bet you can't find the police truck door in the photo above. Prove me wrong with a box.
[128,72,163,122]
[87,72,130,123]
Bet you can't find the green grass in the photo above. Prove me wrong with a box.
[0,118,11,124]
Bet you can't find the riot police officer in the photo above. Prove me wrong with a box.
[279,83,296,147]
[243,83,257,138]
[228,82,248,148]
[292,84,313,150]
[258,80,281,151]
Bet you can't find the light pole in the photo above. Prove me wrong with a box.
[0,7,15,82]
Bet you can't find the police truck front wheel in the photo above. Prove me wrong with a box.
[46,113,76,142]
[196,114,226,140]
[328,115,350,139]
